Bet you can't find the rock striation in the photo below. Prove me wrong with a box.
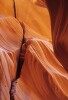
[0,0,68,100]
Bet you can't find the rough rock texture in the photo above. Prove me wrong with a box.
[0,0,68,100]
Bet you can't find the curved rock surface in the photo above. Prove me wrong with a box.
[15,39,68,100]
[0,17,23,100]
[0,0,68,100]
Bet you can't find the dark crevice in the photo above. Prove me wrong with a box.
[16,22,26,79]
[10,0,17,99]
[10,1,26,100]
[16,34,26,79]
[9,37,26,99]
[13,0,16,18]
[10,80,17,100]
[9,29,26,100]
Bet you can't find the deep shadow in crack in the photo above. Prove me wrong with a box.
[10,0,26,100]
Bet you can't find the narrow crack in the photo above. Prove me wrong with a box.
[16,35,26,79]
[9,1,26,100]
[10,80,17,100]
[9,36,26,100]
[9,0,17,99]
[13,0,16,18]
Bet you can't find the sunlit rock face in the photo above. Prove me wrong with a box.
[15,39,68,100]
[0,0,68,100]
[0,0,14,16]
[15,0,51,40]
